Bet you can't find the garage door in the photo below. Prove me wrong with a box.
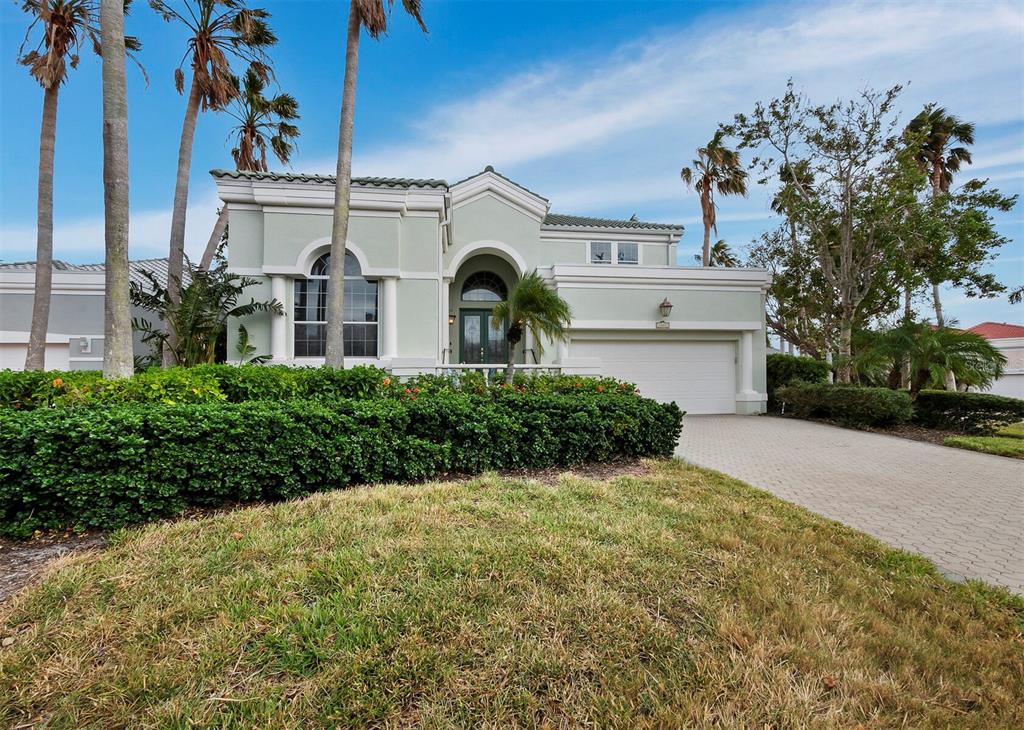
[571,339,737,414]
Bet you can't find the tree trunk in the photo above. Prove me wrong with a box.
[931,159,943,198]
[931,281,944,328]
[701,217,711,267]
[164,76,202,366]
[25,85,59,371]
[837,317,853,383]
[199,206,229,270]
[100,0,134,379]
[900,286,912,389]
[503,323,522,385]
[324,2,361,368]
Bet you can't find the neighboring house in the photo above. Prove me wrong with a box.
[966,321,1024,399]
[214,166,770,414]
[0,258,185,370]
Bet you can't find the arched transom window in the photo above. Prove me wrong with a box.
[293,252,378,357]
[461,271,507,302]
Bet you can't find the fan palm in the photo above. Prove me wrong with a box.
[906,106,975,197]
[681,130,748,267]
[693,240,739,267]
[18,0,139,370]
[324,0,428,367]
[197,67,299,270]
[852,321,1004,398]
[491,271,572,384]
[150,0,276,358]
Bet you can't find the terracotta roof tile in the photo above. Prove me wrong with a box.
[967,321,1024,339]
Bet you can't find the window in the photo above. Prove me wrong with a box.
[589,241,639,265]
[461,271,507,302]
[617,242,638,265]
[590,241,612,264]
[293,252,378,358]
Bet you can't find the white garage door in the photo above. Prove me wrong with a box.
[572,339,737,414]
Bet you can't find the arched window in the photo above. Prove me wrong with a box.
[461,271,507,302]
[293,252,378,357]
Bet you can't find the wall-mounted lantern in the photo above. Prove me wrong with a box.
[448,312,456,325]
[658,298,674,318]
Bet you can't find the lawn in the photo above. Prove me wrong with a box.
[944,435,1024,459]
[2,461,1022,728]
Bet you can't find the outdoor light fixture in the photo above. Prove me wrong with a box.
[448,312,456,325]
[658,298,674,318]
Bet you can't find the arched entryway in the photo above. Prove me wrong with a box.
[446,253,519,365]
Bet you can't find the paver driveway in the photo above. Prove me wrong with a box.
[676,415,1024,593]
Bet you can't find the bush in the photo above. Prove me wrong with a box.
[0,369,103,409]
[766,354,830,411]
[776,383,913,427]
[0,393,683,536]
[914,390,1024,434]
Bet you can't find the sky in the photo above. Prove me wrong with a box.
[1,0,1021,327]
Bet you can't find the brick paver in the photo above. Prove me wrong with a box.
[676,416,1024,593]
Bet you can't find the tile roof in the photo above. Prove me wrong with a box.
[451,165,550,202]
[967,321,1024,339]
[210,168,448,189]
[0,258,191,289]
[543,212,683,232]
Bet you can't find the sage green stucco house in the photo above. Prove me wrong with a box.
[214,166,769,414]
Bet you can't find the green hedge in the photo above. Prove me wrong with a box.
[0,366,640,409]
[775,383,913,427]
[0,393,683,536]
[766,353,830,411]
[914,390,1024,434]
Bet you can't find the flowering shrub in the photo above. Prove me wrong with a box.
[0,393,684,536]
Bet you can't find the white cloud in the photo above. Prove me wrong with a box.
[0,194,221,264]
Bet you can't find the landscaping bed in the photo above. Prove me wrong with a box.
[1,461,1021,727]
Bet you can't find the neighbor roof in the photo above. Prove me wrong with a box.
[0,258,191,289]
[543,212,683,232]
[967,321,1024,339]
[210,168,448,190]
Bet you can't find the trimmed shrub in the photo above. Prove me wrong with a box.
[0,393,683,536]
[0,369,103,410]
[766,353,830,411]
[914,390,1024,434]
[776,383,913,427]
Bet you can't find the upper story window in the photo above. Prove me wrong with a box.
[589,241,639,265]
[293,252,378,358]
[461,271,507,302]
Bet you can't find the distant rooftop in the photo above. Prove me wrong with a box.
[543,212,682,232]
[0,258,191,289]
[967,321,1024,339]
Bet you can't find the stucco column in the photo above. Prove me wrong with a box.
[440,276,451,363]
[740,330,755,395]
[381,276,398,359]
[270,276,288,362]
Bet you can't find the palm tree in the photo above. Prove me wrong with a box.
[100,0,133,378]
[693,240,738,267]
[905,106,975,330]
[680,130,748,267]
[491,271,572,385]
[197,67,299,270]
[324,0,428,367]
[150,0,276,362]
[17,0,139,370]
[852,321,1004,398]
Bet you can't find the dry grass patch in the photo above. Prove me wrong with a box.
[2,461,1022,728]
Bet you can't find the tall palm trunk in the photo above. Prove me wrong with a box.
[100,0,133,379]
[701,192,712,267]
[25,85,59,371]
[324,1,361,367]
[503,323,522,385]
[164,76,203,366]
[199,206,229,270]
[931,281,944,328]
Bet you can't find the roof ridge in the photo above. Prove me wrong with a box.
[450,165,550,202]
[543,211,683,232]
[210,168,448,189]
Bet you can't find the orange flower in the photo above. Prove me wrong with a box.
[382,377,391,386]
[412,387,421,394]
[404,388,412,394]
[597,385,605,392]
[52,378,63,388]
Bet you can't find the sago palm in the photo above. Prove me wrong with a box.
[681,130,748,267]
[17,0,139,370]
[197,67,299,270]
[491,271,572,384]
[150,0,276,353]
[324,0,428,367]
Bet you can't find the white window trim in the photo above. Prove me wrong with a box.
[587,241,639,265]
[293,258,380,358]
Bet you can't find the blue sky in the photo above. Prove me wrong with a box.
[1,0,1021,326]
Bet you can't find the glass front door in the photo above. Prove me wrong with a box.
[460,309,507,364]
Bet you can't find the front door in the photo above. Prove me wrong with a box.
[460,309,507,364]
